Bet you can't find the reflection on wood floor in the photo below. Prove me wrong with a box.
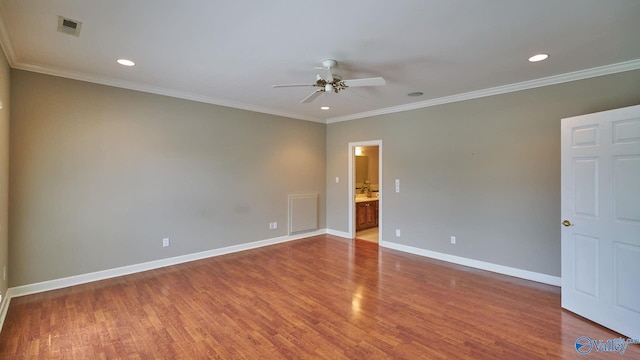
[0,234,635,359]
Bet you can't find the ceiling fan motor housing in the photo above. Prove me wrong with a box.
[322,59,337,69]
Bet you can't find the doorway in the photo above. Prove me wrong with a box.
[348,141,382,243]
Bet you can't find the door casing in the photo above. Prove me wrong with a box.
[348,140,382,240]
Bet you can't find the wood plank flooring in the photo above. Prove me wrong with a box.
[0,235,637,359]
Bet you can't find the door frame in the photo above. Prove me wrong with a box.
[348,140,382,240]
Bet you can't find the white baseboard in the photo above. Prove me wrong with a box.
[3,229,326,310]
[0,230,560,332]
[0,230,327,331]
[0,291,11,332]
[380,240,561,287]
[326,228,350,239]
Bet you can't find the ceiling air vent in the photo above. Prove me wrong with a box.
[57,16,82,37]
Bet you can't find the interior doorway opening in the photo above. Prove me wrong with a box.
[348,141,382,243]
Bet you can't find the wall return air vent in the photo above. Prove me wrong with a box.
[57,16,82,37]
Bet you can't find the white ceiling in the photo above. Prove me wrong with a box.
[1,0,639,123]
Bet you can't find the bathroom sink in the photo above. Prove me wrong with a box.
[355,195,378,203]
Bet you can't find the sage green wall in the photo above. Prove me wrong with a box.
[0,48,9,298]
[9,70,326,286]
[327,70,640,277]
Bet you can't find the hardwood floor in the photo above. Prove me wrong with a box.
[0,235,637,359]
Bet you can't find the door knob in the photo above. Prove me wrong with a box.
[562,220,572,227]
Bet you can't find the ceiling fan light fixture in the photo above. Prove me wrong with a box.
[273,59,386,103]
[528,53,549,62]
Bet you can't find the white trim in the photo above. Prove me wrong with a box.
[3,228,347,302]
[2,11,637,127]
[0,291,11,331]
[0,230,562,332]
[0,230,325,331]
[6,230,325,300]
[326,228,350,238]
[326,59,640,123]
[348,140,382,240]
[10,62,325,124]
[380,240,561,286]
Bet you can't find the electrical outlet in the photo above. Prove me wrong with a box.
[162,237,170,247]
[450,236,456,244]
[395,229,401,237]
[269,222,278,230]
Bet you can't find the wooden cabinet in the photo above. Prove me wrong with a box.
[356,200,378,231]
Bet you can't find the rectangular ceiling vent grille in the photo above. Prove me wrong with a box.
[57,16,82,37]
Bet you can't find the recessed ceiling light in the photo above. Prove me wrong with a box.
[117,59,136,66]
[528,54,549,62]
[407,92,424,97]
[320,106,330,110]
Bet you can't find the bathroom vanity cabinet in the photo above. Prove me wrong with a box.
[356,200,378,231]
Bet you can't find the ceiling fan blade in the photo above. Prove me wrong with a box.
[342,77,386,87]
[301,89,323,103]
[272,84,313,88]
[314,67,334,82]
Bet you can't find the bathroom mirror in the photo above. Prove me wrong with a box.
[355,156,368,189]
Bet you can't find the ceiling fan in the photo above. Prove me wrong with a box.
[272,59,386,103]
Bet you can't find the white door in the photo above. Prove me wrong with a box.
[561,104,640,339]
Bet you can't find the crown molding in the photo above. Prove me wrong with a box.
[0,17,319,122]
[2,10,638,126]
[6,56,640,125]
[12,62,325,123]
[0,16,322,123]
[325,59,640,123]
